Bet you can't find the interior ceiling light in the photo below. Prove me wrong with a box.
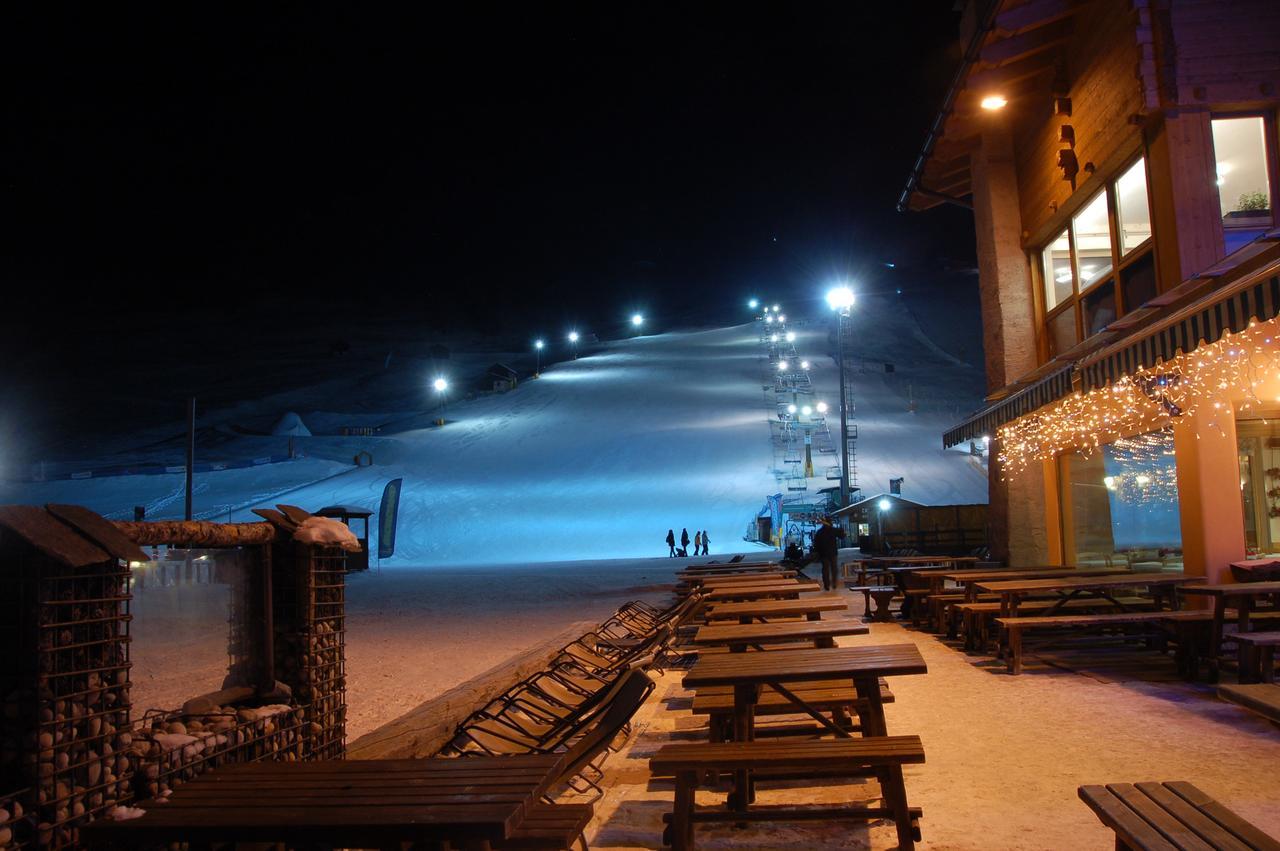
[980,94,1008,111]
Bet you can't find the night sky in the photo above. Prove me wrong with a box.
[5,3,977,454]
[9,3,974,325]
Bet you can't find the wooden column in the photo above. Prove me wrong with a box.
[971,128,1050,565]
[1147,108,1226,289]
[1173,406,1245,585]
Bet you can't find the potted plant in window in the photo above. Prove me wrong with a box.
[1226,190,1271,224]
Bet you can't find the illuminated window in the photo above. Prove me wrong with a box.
[1073,192,1113,290]
[1213,116,1274,253]
[1042,228,1072,310]
[1115,158,1151,255]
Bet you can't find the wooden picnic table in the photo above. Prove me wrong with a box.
[977,572,1197,617]
[682,644,927,808]
[703,581,822,602]
[679,562,781,575]
[704,594,847,624]
[693,619,869,651]
[1180,581,1280,680]
[951,568,1126,601]
[80,754,569,849]
[683,571,798,587]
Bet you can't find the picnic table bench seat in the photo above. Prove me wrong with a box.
[1217,682,1280,724]
[1233,631,1280,683]
[847,584,897,622]
[650,736,925,850]
[1079,781,1280,851]
[995,610,1214,674]
[690,678,893,740]
[957,596,1153,650]
[500,802,594,849]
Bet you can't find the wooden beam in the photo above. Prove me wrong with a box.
[113,520,279,547]
[994,0,1080,37]
[964,59,1057,98]
[980,21,1071,68]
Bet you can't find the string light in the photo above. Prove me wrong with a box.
[997,320,1279,477]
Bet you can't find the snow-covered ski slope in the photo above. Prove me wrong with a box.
[7,301,987,566]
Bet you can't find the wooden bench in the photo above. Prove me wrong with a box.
[995,611,1205,675]
[650,736,925,850]
[1079,781,1280,850]
[958,596,1154,652]
[1217,682,1280,725]
[691,678,894,740]
[1235,631,1280,683]
[500,802,594,849]
[847,584,897,622]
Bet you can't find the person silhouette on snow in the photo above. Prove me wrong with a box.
[693,531,702,555]
[700,530,710,555]
[666,529,676,557]
[680,528,690,556]
[812,516,846,592]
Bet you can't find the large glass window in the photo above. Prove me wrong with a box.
[1061,429,1182,570]
[1213,116,1274,254]
[1036,156,1157,361]
[1073,192,1113,289]
[1236,414,1280,558]
[1042,229,1073,311]
[1115,158,1151,255]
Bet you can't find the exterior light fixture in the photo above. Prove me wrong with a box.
[801,405,812,416]
[800,360,810,370]
[765,314,774,324]
[778,314,787,323]
[816,401,828,413]
[631,313,644,327]
[878,498,892,511]
[432,377,448,392]
[980,94,1008,111]
[785,331,796,342]
[787,404,797,415]
[748,298,759,309]
[778,360,788,371]
[772,303,780,312]
[826,285,855,313]
[534,339,545,350]
[770,333,779,343]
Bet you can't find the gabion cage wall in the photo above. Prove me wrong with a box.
[273,544,347,760]
[0,533,132,850]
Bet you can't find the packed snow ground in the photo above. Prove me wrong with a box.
[6,303,986,565]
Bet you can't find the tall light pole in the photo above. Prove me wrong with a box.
[568,330,579,359]
[433,376,449,425]
[534,339,544,377]
[827,285,856,508]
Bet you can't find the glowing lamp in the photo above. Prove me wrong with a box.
[770,333,779,343]
[778,360,788,371]
[826,286,855,312]
[772,303,780,312]
[748,298,759,309]
[787,404,797,414]
[433,377,448,392]
[878,498,892,511]
[801,405,812,416]
[568,331,579,343]
[778,314,786,323]
[534,339,544,350]
[800,360,810,370]
[631,313,644,327]
[765,314,774,324]
[980,94,1008,111]
[816,401,828,413]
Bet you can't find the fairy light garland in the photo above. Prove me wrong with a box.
[997,319,1280,477]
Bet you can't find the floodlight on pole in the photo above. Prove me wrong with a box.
[777,360,788,371]
[877,497,891,542]
[800,360,810,370]
[816,401,828,413]
[765,314,774,324]
[568,330,580,359]
[878,498,892,512]
[828,283,856,508]
[772,303,780,312]
[777,314,786,323]
[801,405,812,416]
[785,331,796,342]
[786,404,797,415]
[631,313,644,328]
[770,333,779,343]
[432,377,450,425]
[748,298,759,309]
[534,339,545,376]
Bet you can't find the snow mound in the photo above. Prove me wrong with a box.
[271,411,311,436]
[294,516,361,551]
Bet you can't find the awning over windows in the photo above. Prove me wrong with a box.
[942,366,1075,448]
[1079,271,1280,392]
[942,234,1280,449]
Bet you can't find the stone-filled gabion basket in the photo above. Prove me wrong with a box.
[131,703,305,800]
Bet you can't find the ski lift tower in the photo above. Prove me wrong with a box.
[827,286,858,508]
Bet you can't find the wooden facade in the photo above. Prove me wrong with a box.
[903,0,1280,569]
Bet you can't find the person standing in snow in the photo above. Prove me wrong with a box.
[680,528,690,556]
[693,531,702,556]
[812,516,846,592]
[666,529,676,557]
[700,530,710,555]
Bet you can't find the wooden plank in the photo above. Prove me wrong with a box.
[45,503,150,563]
[1078,785,1179,851]
[1132,783,1254,851]
[276,503,314,525]
[1217,683,1280,725]
[1105,783,1215,851]
[694,621,868,645]
[0,504,110,567]
[684,644,926,688]
[1164,782,1280,851]
[650,735,925,773]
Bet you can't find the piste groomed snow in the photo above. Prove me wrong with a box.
[7,308,986,566]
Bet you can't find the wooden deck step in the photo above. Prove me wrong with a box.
[1218,683,1280,724]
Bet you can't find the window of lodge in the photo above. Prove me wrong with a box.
[1037,156,1156,359]
[1211,115,1276,254]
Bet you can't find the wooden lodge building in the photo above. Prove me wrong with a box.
[902,0,1280,582]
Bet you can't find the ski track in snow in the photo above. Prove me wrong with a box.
[5,313,987,566]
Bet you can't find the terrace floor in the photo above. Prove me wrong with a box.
[581,587,1280,850]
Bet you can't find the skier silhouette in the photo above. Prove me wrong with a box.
[666,529,676,557]
[680,528,690,556]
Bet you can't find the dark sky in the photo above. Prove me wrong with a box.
[7,2,974,341]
